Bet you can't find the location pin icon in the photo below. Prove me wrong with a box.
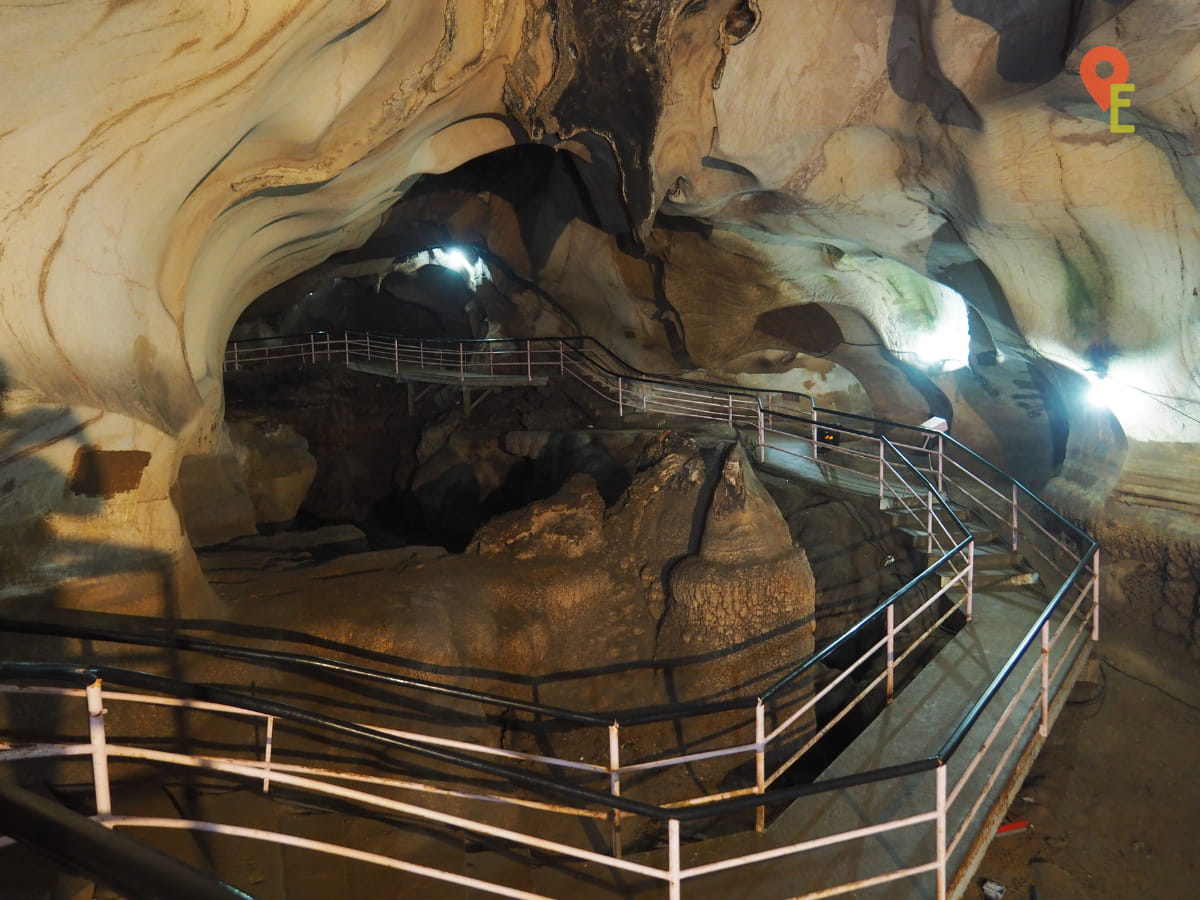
[1081,46,1130,111]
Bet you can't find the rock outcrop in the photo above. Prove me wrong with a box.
[2,1,1199,656]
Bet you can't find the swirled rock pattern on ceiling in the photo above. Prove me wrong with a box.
[1,0,1198,619]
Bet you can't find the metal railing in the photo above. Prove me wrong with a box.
[0,331,1098,899]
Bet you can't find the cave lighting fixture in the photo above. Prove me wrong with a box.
[908,283,971,374]
[1084,369,1140,419]
[394,246,491,291]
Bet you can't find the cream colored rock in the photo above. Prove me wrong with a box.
[227,418,318,527]
[663,443,816,654]
[0,0,538,605]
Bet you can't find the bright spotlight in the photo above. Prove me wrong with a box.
[1083,369,1143,421]
[905,283,971,373]
[438,247,472,273]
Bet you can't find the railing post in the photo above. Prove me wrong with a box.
[937,433,945,494]
[419,341,425,369]
[86,678,112,824]
[886,604,896,702]
[559,342,565,374]
[326,332,331,361]
[365,334,371,361]
[757,409,766,463]
[754,699,766,833]
[232,342,239,372]
[344,331,350,364]
[526,341,532,381]
[878,441,885,502]
[1091,549,1101,642]
[935,764,947,900]
[728,394,734,426]
[926,491,935,555]
[310,333,315,364]
[263,715,275,793]
[966,540,975,621]
[459,343,465,381]
[609,723,622,859]
[618,376,624,417]
[394,338,399,375]
[1039,621,1050,737]
[1011,483,1019,552]
[668,818,681,900]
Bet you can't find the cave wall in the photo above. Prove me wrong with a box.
[1,0,1199,658]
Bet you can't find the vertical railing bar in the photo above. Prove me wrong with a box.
[935,764,947,900]
[886,605,896,703]
[609,723,622,859]
[966,540,975,621]
[1011,483,1019,552]
[86,679,112,824]
[263,716,274,793]
[754,699,766,833]
[668,819,681,900]
[878,441,885,503]
[394,338,399,375]
[1039,621,1050,737]
[618,376,624,417]
[937,433,944,494]
[926,491,934,555]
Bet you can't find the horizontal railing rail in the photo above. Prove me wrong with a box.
[0,330,1097,899]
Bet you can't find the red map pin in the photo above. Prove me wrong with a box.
[1081,46,1130,111]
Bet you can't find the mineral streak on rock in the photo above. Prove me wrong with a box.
[0,0,1199,663]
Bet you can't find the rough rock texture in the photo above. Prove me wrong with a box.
[663,448,814,654]
[177,452,258,548]
[468,473,604,559]
[228,418,318,527]
[2,1,1199,656]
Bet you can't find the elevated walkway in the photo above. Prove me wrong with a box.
[346,358,548,415]
[0,331,1099,900]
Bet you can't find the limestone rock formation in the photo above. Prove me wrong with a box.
[468,473,604,559]
[228,418,318,528]
[2,1,1200,659]
[663,446,815,653]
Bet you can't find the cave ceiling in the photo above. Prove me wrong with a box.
[1,0,1199,571]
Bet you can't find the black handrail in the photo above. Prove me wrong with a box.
[0,662,939,823]
[0,776,256,900]
[763,536,973,701]
[222,334,1099,747]
[0,618,610,727]
[23,328,1093,822]
[937,548,1096,760]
